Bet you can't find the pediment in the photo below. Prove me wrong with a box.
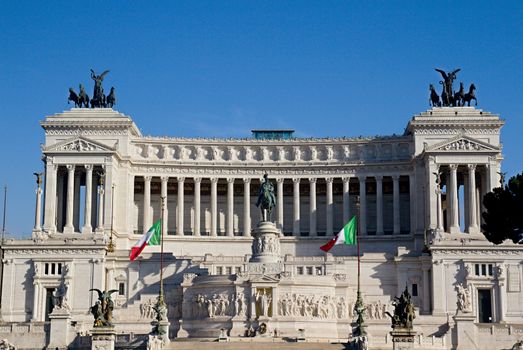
[45,136,115,153]
[248,274,281,283]
[426,135,499,153]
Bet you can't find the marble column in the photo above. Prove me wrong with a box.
[326,177,333,235]
[127,174,135,233]
[358,176,367,235]
[276,178,284,231]
[63,165,75,234]
[177,177,185,236]
[449,165,460,234]
[293,178,301,235]
[143,176,151,232]
[243,178,251,236]
[194,177,201,236]
[342,177,351,224]
[309,178,317,236]
[34,180,43,232]
[96,175,105,232]
[73,172,81,232]
[211,178,218,236]
[227,178,234,236]
[392,175,400,234]
[376,175,384,235]
[82,165,93,234]
[467,164,479,234]
[409,173,417,234]
[161,176,169,236]
[43,157,57,233]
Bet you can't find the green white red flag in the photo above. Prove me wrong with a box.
[320,216,357,252]
[130,220,162,261]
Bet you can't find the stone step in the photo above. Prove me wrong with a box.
[165,340,348,350]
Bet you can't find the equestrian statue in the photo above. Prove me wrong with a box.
[66,69,116,109]
[256,174,276,222]
[428,68,478,108]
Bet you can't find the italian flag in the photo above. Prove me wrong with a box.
[130,220,162,261]
[320,216,357,252]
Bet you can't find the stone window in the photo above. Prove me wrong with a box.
[226,267,232,275]
[411,283,418,297]
[118,282,125,296]
[235,267,242,274]
[297,267,304,275]
[315,267,323,275]
[44,263,62,276]
[216,267,223,275]
[474,263,493,277]
[306,267,313,275]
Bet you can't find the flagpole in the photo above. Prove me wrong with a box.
[107,184,115,253]
[1,186,6,243]
[159,196,165,303]
[353,194,366,338]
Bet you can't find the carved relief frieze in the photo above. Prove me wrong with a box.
[45,137,115,153]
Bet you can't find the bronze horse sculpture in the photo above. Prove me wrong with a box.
[463,83,477,106]
[453,82,465,106]
[256,174,276,222]
[429,84,441,107]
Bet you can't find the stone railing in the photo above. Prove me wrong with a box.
[131,137,412,164]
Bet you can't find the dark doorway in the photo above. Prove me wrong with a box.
[45,288,55,321]
[478,289,492,323]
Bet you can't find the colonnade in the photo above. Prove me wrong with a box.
[135,174,413,237]
[41,162,105,235]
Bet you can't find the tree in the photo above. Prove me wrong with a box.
[482,172,523,244]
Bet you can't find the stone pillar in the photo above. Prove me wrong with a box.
[143,176,152,232]
[392,175,400,235]
[161,176,169,236]
[486,157,500,191]
[211,178,218,236]
[82,165,93,234]
[32,281,40,321]
[436,185,444,231]
[342,177,351,224]
[358,176,367,235]
[431,261,446,315]
[227,178,235,236]
[422,265,431,314]
[34,180,43,232]
[293,178,301,235]
[96,175,105,232]
[48,310,72,349]
[63,165,75,234]
[390,328,417,350]
[243,178,251,236]
[309,178,317,236]
[409,173,416,234]
[276,178,284,231]
[426,156,438,230]
[43,157,57,233]
[376,175,384,235]
[177,177,185,236]
[467,164,479,234]
[326,177,333,235]
[73,171,81,231]
[194,177,201,236]
[449,164,460,234]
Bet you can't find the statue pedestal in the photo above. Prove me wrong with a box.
[230,316,248,337]
[454,313,477,350]
[390,328,416,350]
[250,221,281,264]
[151,320,171,344]
[48,309,71,349]
[91,327,116,350]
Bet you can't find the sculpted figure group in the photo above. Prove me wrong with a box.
[68,69,116,108]
[186,293,247,319]
[429,68,477,107]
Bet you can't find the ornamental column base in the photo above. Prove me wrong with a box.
[91,326,116,350]
[390,328,417,350]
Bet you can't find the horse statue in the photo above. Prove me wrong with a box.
[106,87,116,108]
[256,174,276,222]
[385,286,416,330]
[68,88,80,107]
[463,83,477,106]
[429,84,441,107]
[78,84,90,108]
[453,82,465,106]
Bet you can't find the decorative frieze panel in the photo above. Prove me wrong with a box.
[44,137,115,153]
[427,135,499,153]
[131,139,412,164]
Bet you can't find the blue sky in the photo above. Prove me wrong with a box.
[1,1,522,237]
